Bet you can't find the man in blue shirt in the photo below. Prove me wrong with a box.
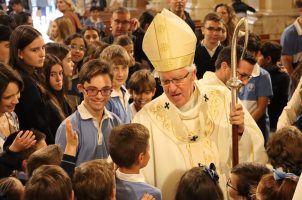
[280,0,302,75]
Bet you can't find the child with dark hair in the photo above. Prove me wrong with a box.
[128,69,156,117]
[83,6,105,37]
[56,59,121,166]
[238,33,273,144]
[258,41,290,131]
[0,25,12,64]
[109,123,162,200]
[0,129,46,179]
[45,42,74,78]
[43,54,73,137]
[81,26,101,44]
[13,11,32,26]
[227,162,270,200]
[175,164,223,200]
[138,11,154,32]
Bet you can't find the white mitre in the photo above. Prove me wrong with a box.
[142,8,197,72]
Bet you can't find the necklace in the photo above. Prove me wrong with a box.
[0,113,11,137]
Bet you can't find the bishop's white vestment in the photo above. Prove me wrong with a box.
[132,76,267,200]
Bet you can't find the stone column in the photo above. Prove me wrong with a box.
[148,0,168,12]
[186,0,218,21]
[248,0,297,41]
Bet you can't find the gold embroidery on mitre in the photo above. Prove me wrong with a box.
[156,23,166,34]
[152,53,195,72]
[159,43,169,53]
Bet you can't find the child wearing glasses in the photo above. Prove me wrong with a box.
[64,33,87,106]
[100,45,132,123]
[175,164,224,200]
[227,162,270,200]
[55,59,122,166]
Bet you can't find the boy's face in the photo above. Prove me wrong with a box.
[91,10,100,20]
[0,40,10,64]
[112,64,128,89]
[140,144,150,168]
[202,20,223,45]
[78,74,112,113]
[237,60,254,86]
[12,3,23,13]
[132,89,155,111]
[257,52,269,68]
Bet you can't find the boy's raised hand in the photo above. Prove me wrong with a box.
[141,193,156,200]
[65,119,78,156]
[9,130,36,152]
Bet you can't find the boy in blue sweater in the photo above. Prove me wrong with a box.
[109,123,162,200]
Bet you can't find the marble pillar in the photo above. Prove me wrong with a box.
[148,0,168,11]
[247,0,298,40]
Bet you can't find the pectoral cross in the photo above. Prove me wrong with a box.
[190,135,198,141]
[204,94,209,102]
[164,102,170,109]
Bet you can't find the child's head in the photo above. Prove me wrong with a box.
[13,11,33,26]
[26,144,63,177]
[266,126,302,176]
[256,172,298,200]
[81,26,100,44]
[228,162,270,200]
[25,165,73,200]
[109,123,150,169]
[175,164,224,200]
[0,177,24,200]
[45,42,74,77]
[3,129,47,171]
[114,35,135,66]
[258,41,282,66]
[73,159,115,200]
[44,54,64,92]
[77,59,113,113]
[0,25,12,64]
[54,16,76,42]
[90,6,101,20]
[10,25,45,71]
[64,33,86,64]
[10,0,24,13]
[100,44,130,89]
[128,69,156,111]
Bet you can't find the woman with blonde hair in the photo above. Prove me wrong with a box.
[49,16,76,43]
[56,0,82,32]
